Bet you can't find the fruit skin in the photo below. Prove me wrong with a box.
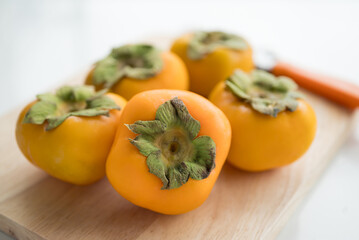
[209,82,317,172]
[15,93,127,185]
[170,33,254,97]
[85,52,189,100]
[106,89,231,215]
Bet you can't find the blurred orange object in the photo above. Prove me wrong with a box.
[272,62,359,110]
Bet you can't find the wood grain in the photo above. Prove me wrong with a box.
[0,59,355,240]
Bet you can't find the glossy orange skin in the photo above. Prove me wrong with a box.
[209,82,317,172]
[85,52,189,100]
[106,90,231,214]
[170,33,254,97]
[15,93,127,185]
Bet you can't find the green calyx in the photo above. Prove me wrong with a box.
[23,86,120,130]
[126,97,216,190]
[92,44,163,88]
[226,69,303,117]
[187,31,248,60]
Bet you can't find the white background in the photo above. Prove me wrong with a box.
[0,0,358,239]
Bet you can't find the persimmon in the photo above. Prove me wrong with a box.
[85,44,188,100]
[209,69,317,171]
[106,89,231,214]
[171,31,254,97]
[16,86,126,185]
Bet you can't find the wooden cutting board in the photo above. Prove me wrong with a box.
[0,56,356,239]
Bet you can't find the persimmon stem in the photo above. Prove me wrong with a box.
[126,97,216,190]
[226,69,303,117]
[92,44,163,88]
[23,86,120,130]
[187,31,248,60]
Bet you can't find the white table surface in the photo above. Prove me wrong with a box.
[0,1,358,239]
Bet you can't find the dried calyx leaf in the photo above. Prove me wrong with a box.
[226,69,303,117]
[126,97,216,190]
[92,44,163,88]
[187,31,248,60]
[23,86,120,130]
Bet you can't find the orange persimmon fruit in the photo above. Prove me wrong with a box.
[209,69,317,171]
[85,44,189,100]
[16,86,126,185]
[106,89,231,214]
[171,31,254,97]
